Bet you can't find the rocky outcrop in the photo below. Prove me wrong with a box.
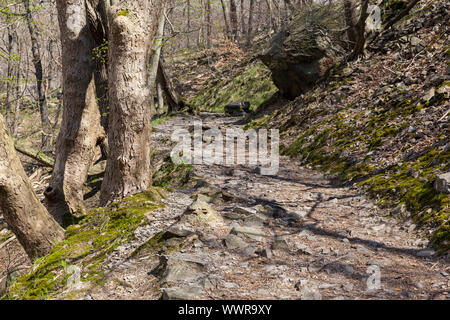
[259,3,347,99]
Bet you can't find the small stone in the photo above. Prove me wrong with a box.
[272,238,289,251]
[422,87,435,101]
[223,281,239,289]
[261,247,273,259]
[356,245,373,256]
[162,285,203,300]
[241,246,257,256]
[243,214,266,228]
[230,226,266,241]
[416,248,436,257]
[371,224,385,232]
[308,264,323,273]
[166,224,194,237]
[434,172,450,193]
[224,234,248,250]
[343,283,354,292]
[301,290,322,300]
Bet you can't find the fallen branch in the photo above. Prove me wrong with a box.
[14,143,54,168]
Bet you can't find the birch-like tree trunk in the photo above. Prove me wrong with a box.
[22,0,51,149]
[0,114,65,259]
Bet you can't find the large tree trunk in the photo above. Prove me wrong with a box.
[22,0,51,149]
[100,0,165,205]
[45,0,105,224]
[0,114,65,259]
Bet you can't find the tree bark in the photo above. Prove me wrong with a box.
[22,0,51,149]
[100,0,165,205]
[246,0,255,45]
[156,80,164,112]
[344,0,357,45]
[229,0,238,41]
[220,0,231,39]
[350,0,370,60]
[206,0,212,48]
[157,59,185,114]
[0,114,65,259]
[45,0,105,224]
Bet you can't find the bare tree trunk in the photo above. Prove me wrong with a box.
[246,0,255,45]
[349,0,370,60]
[240,0,246,37]
[266,0,277,32]
[206,0,212,48]
[220,0,231,39]
[100,0,165,205]
[45,0,105,224]
[229,0,238,41]
[344,0,357,45]
[156,80,164,113]
[186,0,191,48]
[157,59,185,114]
[149,5,166,116]
[0,114,65,259]
[22,0,51,149]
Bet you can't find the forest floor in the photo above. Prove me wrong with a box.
[60,113,448,300]
[1,0,448,300]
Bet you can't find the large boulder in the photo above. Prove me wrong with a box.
[259,3,347,99]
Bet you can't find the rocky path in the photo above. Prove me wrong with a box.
[80,113,450,300]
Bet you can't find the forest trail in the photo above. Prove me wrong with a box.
[74,112,448,300]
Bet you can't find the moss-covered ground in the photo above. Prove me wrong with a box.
[2,188,165,300]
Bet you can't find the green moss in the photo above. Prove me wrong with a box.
[116,9,129,17]
[190,62,277,112]
[153,162,192,190]
[281,81,449,251]
[5,188,165,300]
[243,115,271,130]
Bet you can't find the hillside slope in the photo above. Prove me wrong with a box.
[192,0,450,251]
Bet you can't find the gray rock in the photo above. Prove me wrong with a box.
[223,281,239,289]
[259,3,345,99]
[391,204,407,216]
[356,245,373,256]
[224,234,249,250]
[162,285,203,300]
[156,256,206,284]
[166,224,194,237]
[243,214,266,228]
[295,242,314,255]
[261,247,273,259]
[234,206,257,216]
[182,199,224,227]
[343,283,354,292]
[416,248,436,257]
[241,246,257,256]
[230,226,266,242]
[272,238,289,251]
[434,172,450,193]
[301,289,322,300]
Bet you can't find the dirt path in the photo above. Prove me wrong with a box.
[77,113,448,300]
